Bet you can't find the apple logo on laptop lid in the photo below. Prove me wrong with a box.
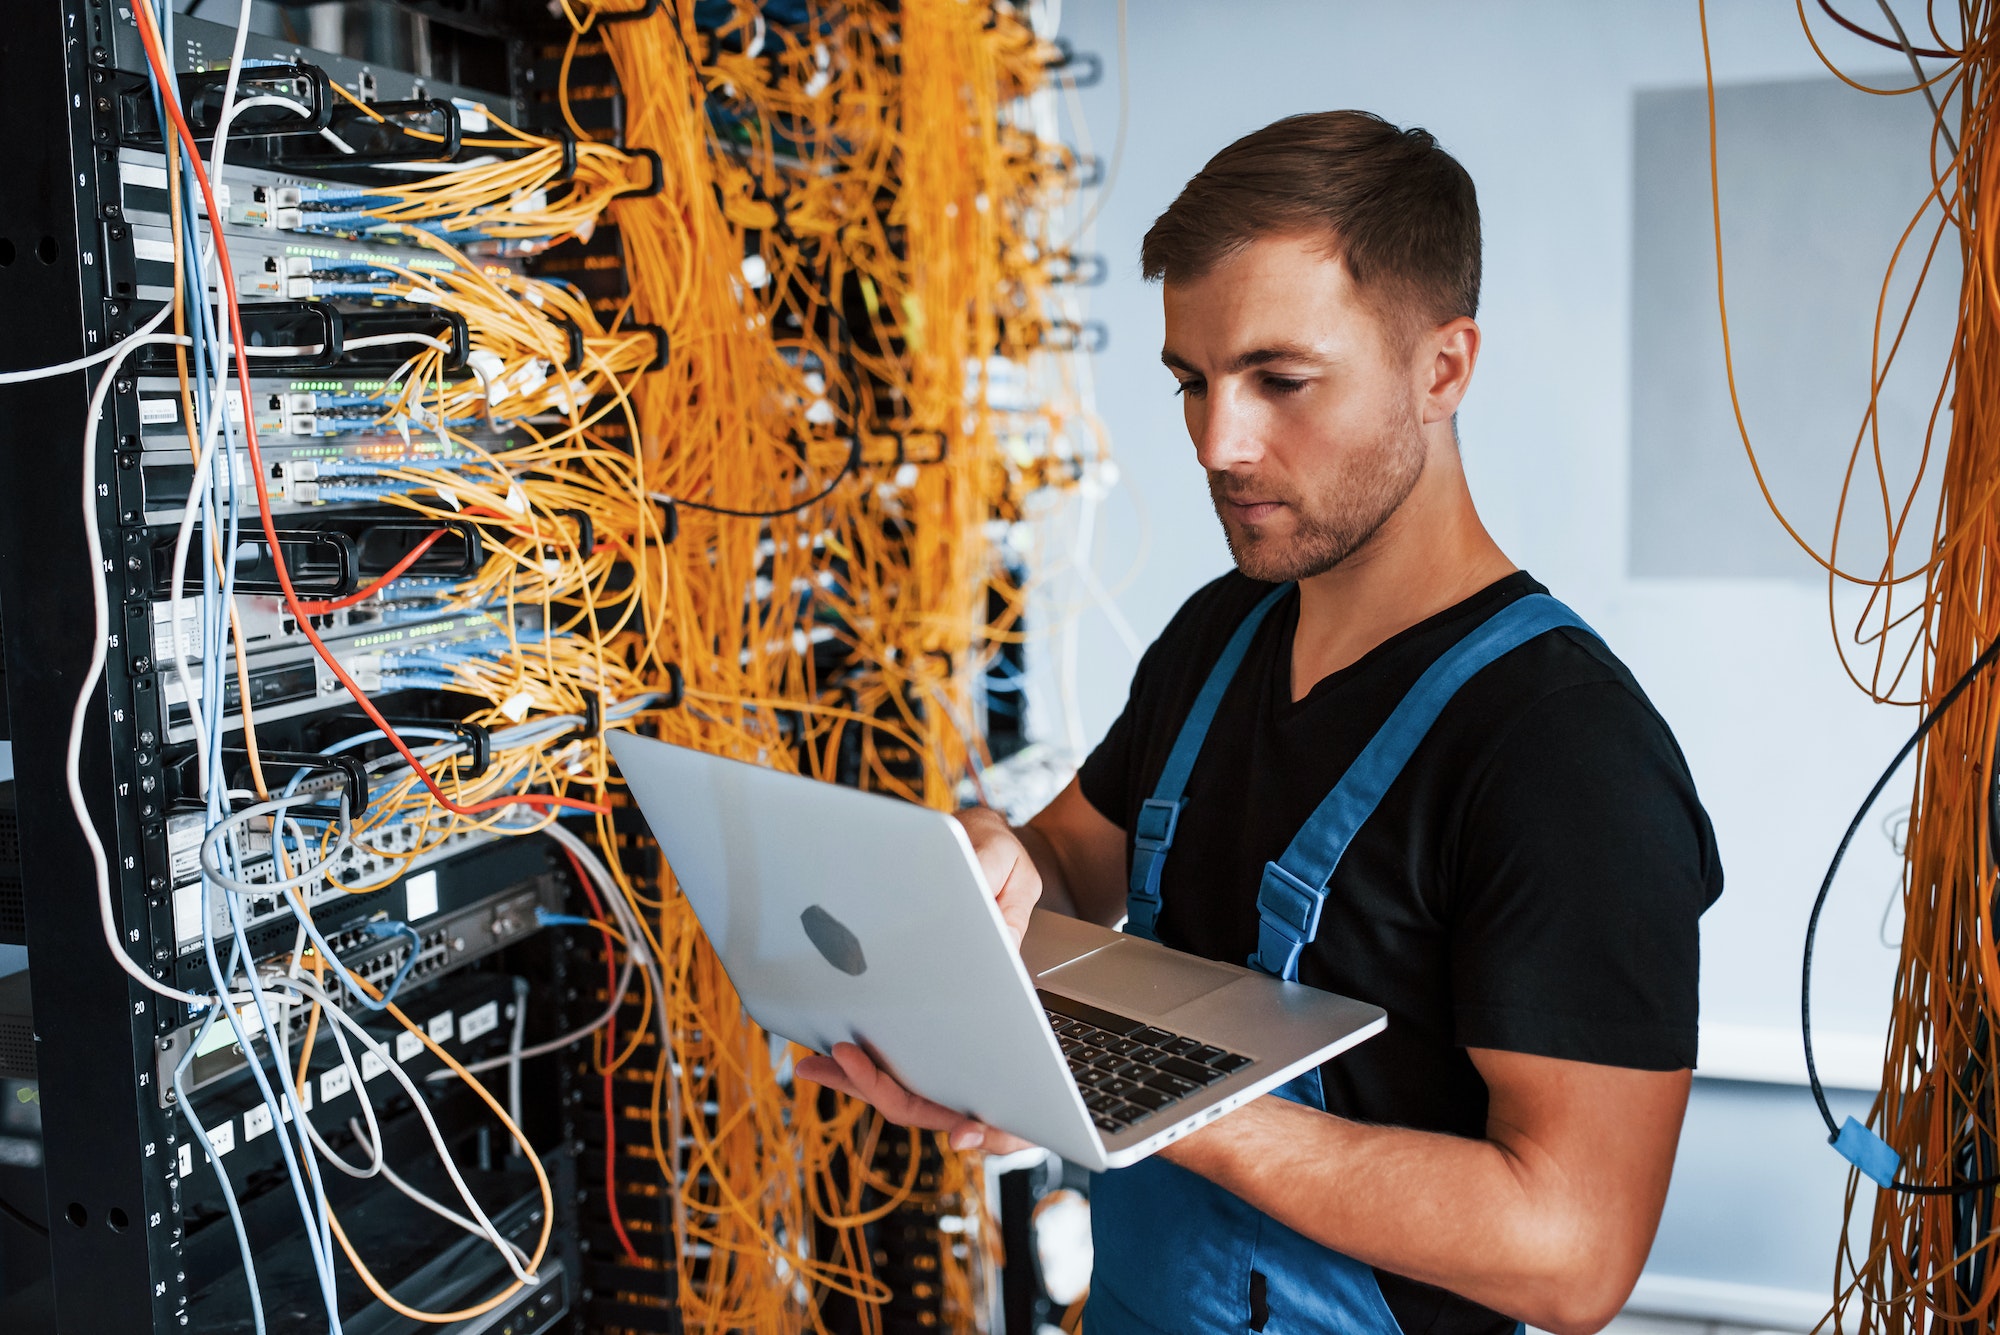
[801,905,867,977]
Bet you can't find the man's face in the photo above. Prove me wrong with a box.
[1162,233,1429,583]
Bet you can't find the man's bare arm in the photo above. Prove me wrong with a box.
[1158,1048,1689,1335]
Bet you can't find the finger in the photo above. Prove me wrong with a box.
[946,1118,1036,1156]
[793,1054,857,1097]
[829,1043,963,1132]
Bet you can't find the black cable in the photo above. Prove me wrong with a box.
[654,134,870,520]
[669,435,862,518]
[1814,0,1957,58]
[0,1193,48,1236]
[1803,633,2000,1195]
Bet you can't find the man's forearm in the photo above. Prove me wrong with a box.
[1158,1095,1631,1334]
[1013,821,1082,918]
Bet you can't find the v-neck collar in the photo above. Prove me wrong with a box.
[1271,571,1542,716]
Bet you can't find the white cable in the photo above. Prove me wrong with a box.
[0,306,177,383]
[198,795,356,895]
[294,1000,385,1181]
[272,971,537,1284]
[345,1119,532,1270]
[71,336,222,1008]
[542,824,662,998]
[343,332,454,353]
[506,976,529,1153]
[439,953,635,1078]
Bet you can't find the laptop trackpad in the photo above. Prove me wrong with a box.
[1041,940,1237,1016]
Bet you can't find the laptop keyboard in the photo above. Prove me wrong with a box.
[1037,989,1254,1135]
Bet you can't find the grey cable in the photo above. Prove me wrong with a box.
[1875,0,1959,159]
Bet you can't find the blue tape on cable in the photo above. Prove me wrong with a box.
[1833,1116,1902,1188]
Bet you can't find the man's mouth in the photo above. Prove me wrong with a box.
[1220,497,1285,524]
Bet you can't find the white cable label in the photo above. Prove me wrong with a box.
[320,1065,353,1102]
[459,1000,500,1043]
[404,869,439,920]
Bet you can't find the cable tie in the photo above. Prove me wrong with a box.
[630,322,670,371]
[613,147,666,198]
[1832,1116,1902,1188]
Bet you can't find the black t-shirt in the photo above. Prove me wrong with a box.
[1077,570,1722,1335]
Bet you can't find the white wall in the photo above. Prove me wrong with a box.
[1046,2,1937,1321]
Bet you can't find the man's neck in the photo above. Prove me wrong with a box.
[1288,443,1514,703]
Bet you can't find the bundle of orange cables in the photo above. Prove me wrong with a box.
[1706,3,2000,1329]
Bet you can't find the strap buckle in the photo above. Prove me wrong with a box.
[1134,797,1182,850]
[1254,860,1326,942]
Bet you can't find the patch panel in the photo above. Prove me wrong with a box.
[153,603,542,743]
[165,807,503,961]
[158,878,558,1100]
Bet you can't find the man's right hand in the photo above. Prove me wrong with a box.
[796,782,1130,1149]
[952,806,1042,948]
[960,778,1133,929]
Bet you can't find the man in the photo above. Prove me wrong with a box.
[798,111,1721,1335]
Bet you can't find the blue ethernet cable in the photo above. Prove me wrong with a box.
[171,1007,267,1335]
[204,822,344,1334]
[147,18,344,1323]
[358,920,425,1005]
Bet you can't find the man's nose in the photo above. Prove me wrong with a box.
[1192,386,1264,473]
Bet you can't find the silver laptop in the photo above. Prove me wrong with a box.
[607,732,1385,1170]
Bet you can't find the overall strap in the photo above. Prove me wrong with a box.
[1250,593,1598,980]
[1125,582,1295,940]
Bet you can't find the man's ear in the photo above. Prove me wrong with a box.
[1421,316,1480,426]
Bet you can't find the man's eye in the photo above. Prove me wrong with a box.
[1263,375,1307,395]
[1173,380,1206,398]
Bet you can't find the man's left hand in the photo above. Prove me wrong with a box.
[794,1042,1038,1155]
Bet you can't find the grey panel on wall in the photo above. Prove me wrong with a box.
[1629,76,1955,580]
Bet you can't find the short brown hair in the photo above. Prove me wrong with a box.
[1141,111,1481,331]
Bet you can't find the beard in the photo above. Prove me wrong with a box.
[1209,410,1427,584]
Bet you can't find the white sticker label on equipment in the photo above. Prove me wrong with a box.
[320,1065,353,1102]
[243,1104,274,1142]
[139,397,178,425]
[396,1031,424,1063]
[131,236,175,264]
[171,882,203,946]
[360,1050,389,1082]
[427,1011,455,1044]
[177,1143,194,1178]
[458,1000,500,1043]
[124,161,169,191]
[404,870,439,920]
[206,1121,234,1158]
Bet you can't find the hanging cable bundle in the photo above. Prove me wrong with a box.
[1705,3,2000,1328]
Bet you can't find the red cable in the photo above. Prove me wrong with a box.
[563,844,643,1263]
[294,528,447,615]
[132,4,604,819]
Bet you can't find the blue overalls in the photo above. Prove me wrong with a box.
[1085,585,1594,1334]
